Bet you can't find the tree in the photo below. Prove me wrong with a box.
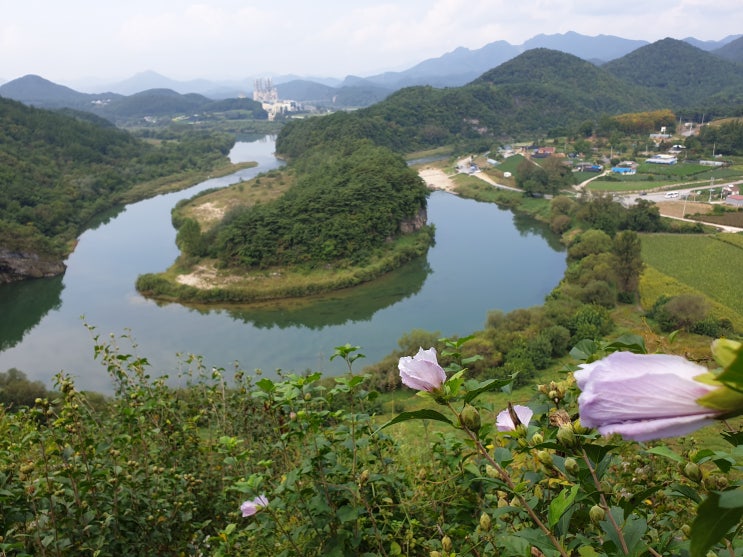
[515,158,549,196]
[623,199,662,232]
[612,230,644,302]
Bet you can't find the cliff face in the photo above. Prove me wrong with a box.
[399,207,428,234]
[0,249,66,283]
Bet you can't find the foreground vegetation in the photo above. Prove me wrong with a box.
[1,328,741,557]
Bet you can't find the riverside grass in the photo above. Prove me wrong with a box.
[136,227,434,304]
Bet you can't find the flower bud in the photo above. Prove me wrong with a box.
[460,404,481,432]
[556,425,577,448]
[564,457,579,475]
[531,432,544,445]
[441,535,452,552]
[479,512,491,532]
[485,465,499,479]
[359,469,370,485]
[589,505,605,523]
[430,552,442,557]
[683,462,702,483]
[536,450,553,467]
[680,524,691,538]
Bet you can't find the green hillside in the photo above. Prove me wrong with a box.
[603,38,743,108]
[0,97,235,279]
[276,49,667,159]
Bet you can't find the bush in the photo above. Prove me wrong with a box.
[0,368,50,409]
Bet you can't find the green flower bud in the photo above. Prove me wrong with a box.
[556,425,577,448]
[485,465,499,479]
[497,496,509,508]
[564,457,579,475]
[683,462,702,483]
[460,404,481,432]
[531,432,544,445]
[430,552,442,557]
[441,535,452,552]
[536,450,553,467]
[479,512,491,532]
[589,504,605,523]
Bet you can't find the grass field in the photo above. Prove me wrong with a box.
[640,233,743,322]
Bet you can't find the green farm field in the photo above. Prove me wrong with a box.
[640,233,743,320]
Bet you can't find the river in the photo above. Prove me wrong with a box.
[0,135,566,393]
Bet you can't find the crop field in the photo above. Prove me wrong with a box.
[640,233,743,318]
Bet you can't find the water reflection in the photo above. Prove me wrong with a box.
[180,257,431,329]
[512,213,564,251]
[0,276,64,351]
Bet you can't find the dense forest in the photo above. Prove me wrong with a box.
[0,97,235,275]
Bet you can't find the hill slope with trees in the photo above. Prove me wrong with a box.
[602,38,743,109]
[0,97,235,282]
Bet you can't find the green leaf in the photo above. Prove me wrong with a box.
[570,339,598,361]
[644,445,684,464]
[549,484,579,528]
[255,378,275,393]
[463,376,515,404]
[669,483,703,504]
[605,334,647,354]
[336,504,361,523]
[718,488,743,509]
[373,409,453,434]
[690,491,743,557]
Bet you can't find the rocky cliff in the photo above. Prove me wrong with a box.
[0,249,66,283]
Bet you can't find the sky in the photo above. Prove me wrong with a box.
[1,0,742,89]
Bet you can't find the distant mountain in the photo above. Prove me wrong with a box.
[0,76,267,122]
[714,35,743,64]
[362,32,648,89]
[0,74,122,110]
[683,34,743,51]
[276,80,337,103]
[602,38,743,108]
[104,70,247,98]
[522,32,648,62]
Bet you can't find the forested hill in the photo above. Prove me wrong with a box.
[276,40,743,159]
[602,38,743,108]
[275,49,659,158]
[0,97,234,282]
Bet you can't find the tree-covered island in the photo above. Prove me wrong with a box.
[135,140,434,303]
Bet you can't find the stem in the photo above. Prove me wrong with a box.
[581,448,629,555]
[448,403,569,557]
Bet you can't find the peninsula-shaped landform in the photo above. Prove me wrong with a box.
[135,140,433,304]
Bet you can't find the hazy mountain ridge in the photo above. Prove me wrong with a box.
[2,32,742,114]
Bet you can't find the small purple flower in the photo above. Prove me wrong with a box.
[240,495,269,517]
[496,404,533,431]
[398,347,447,392]
[575,352,721,441]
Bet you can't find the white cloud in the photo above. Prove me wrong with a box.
[1,0,741,84]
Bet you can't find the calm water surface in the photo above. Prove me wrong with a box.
[0,136,566,393]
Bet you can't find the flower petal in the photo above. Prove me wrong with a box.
[496,404,533,431]
[398,347,446,391]
[597,414,719,442]
[575,351,722,441]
